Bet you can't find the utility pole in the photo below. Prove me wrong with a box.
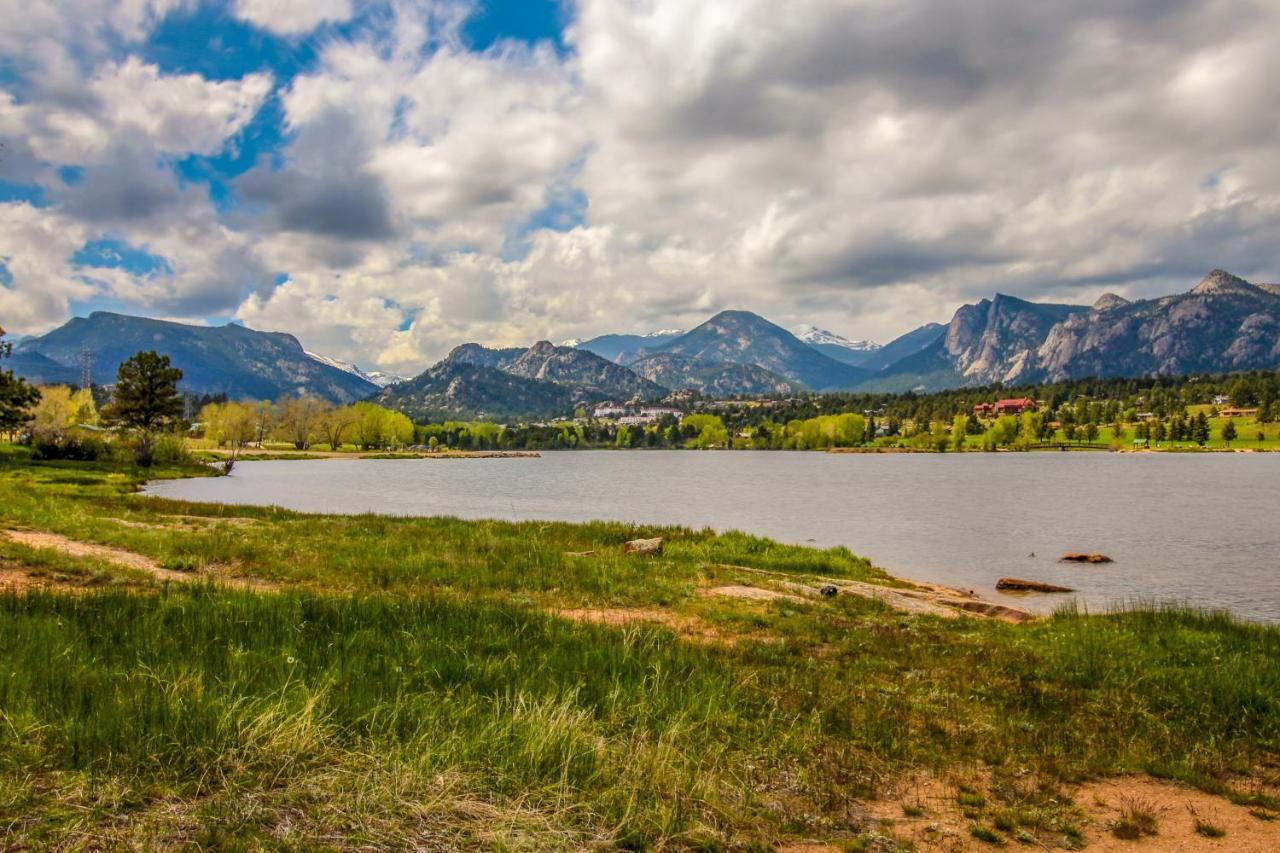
[79,346,92,390]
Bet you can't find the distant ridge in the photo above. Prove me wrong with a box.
[14,312,378,403]
[863,270,1280,391]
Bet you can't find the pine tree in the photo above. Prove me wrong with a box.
[0,327,41,434]
[1221,418,1237,447]
[1193,412,1211,446]
[103,351,184,466]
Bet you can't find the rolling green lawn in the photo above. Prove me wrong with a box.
[1,450,1279,848]
[956,416,1280,451]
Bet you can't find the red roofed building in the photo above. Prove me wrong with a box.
[994,398,1038,415]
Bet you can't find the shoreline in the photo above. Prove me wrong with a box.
[155,450,1278,623]
[163,460,1044,622]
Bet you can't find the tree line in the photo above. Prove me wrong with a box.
[198,398,413,451]
[700,368,1280,434]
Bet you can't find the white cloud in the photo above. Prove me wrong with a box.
[8,0,1280,368]
[0,203,93,332]
[233,0,353,36]
[0,59,271,164]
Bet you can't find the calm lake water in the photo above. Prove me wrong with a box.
[145,451,1280,622]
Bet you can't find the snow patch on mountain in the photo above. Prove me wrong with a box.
[306,351,405,388]
[793,325,880,352]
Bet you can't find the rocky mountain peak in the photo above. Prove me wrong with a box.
[1191,269,1255,296]
[1092,293,1130,312]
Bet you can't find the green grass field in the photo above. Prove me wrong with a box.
[1,450,1279,847]
[954,415,1280,451]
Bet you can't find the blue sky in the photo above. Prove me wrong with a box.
[2,0,1278,371]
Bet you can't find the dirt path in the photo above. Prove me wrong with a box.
[1,529,275,589]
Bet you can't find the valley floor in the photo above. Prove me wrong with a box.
[0,449,1278,849]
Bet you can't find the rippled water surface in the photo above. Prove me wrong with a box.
[145,451,1280,621]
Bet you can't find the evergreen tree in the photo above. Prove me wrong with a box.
[0,327,41,434]
[103,351,184,466]
[1193,412,1211,446]
[1221,418,1237,447]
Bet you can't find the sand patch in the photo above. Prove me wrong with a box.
[705,584,808,603]
[1077,777,1279,851]
[556,607,725,643]
[0,564,46,592]
[864,772,1280,850]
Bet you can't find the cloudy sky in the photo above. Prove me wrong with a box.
[3,0,1279,372]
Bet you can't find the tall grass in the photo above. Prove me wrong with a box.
[1,454,1279,845]
[2,585,1278,846]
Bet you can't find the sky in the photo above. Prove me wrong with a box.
[2,0,1280,373]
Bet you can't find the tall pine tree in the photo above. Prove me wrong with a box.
[0,327,40,434]
[103,351,184,466]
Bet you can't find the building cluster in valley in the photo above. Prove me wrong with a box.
[591,403,685,426]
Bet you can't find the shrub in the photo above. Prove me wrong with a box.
[29,429,113,461]
[150,431,194,466]
[1111,796,1158,839]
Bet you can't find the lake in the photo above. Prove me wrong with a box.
[145,451,1280,622]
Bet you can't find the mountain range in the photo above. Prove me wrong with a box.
[10,269,1280,416]
[13,312,379,403]
[375,340,666,420]
[862,270,1280,391]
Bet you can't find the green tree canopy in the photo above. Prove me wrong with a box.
[103,351,184,465]
[0,327,40,432]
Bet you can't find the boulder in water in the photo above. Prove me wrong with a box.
[996,577,1075,593]
[1060,552,1113,564]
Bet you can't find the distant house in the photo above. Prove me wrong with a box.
[974,398,1037,418]
[1213,394,1230,406]
[593,404,627,418]
[994,398,1038,415]
[1218,407,1258,419]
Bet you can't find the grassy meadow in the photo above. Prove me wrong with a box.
[1,449,1279,848]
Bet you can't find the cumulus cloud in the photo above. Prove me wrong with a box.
[233,0,354,36]
[5,0,1280,369]
[0,4,276,335]
[0,203,93,331]
[1,59,271,164]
